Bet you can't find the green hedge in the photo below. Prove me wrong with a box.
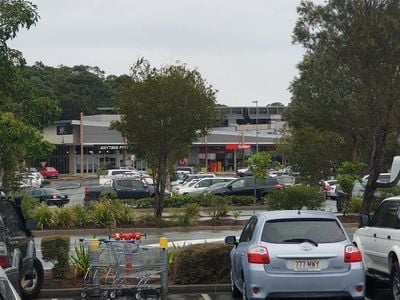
[41,236,70,279]
[171,243,232,284]
[267,185,324,210]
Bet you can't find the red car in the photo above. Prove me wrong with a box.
[39,167,59,179]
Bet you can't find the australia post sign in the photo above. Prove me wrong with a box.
[225,144,251,150]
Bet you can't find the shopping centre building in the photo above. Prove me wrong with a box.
[41,105,287,175]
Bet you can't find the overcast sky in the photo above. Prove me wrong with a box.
[9,0,318,107]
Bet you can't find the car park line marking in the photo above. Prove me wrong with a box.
[201,293,212,300]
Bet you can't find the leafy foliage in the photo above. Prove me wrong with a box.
[267,185,324,210]
[248,151,271,180]
[114,58,217,218]
[289,0,400,213]
[171,243,232,284]
[41,236,70,279]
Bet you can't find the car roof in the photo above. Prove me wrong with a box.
[255,210,337,221]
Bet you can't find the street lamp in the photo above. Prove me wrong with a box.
[252,100,259,153]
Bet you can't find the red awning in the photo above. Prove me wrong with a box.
[225,144,251,150]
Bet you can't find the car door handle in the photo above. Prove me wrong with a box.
[388,235,391,239]
[373,233,377,238]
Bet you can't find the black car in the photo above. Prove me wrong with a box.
[26,188,70,207]
[0,196,44,299]
[206,175,295,199]
[84,178,151,206]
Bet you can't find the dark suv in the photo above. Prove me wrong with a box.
[206,175,295,199]
[0,196,43,299]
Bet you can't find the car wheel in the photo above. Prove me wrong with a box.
[231,272,242,297]
[391,260,400,300]
[20,257,44,299]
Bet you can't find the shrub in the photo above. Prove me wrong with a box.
[267,185,324,210]
[227,195,257,206]
[34,205,55,229]
[349,197,363,213]
[123,198,154,208]
[165,195,200,208]
[100,191,117,200]
[171,243,232,284]
[53,206,75,228]
[91,200,116,227]
[203,194,229,220]
[113,202,135,225]
[71,240,90,278]
[71,205,90,227]
[21,194,40,219]
[41,236,70,279]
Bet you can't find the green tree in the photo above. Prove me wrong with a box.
[114,58,217,218]
[336,161,363,215]
[247,152,271,180]
[0,1,58,189]
[289,0,400,213]
[276,126,347,184]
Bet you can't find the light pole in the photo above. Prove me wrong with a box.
[252,100,259,153]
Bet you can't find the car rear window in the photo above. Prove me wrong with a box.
[276,176,295,184]
[261,218,346,244]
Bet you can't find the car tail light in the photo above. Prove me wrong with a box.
[247,246,270,264]
[275,183,284,190]
[53,194,59,199]
[323,183,330,192]
[0,242,9,268]
[85,187,91,194]
[344,245,362,263]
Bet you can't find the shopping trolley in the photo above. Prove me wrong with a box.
[80,233,166,299]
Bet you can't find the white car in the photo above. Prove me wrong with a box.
[178,177,235,196]
[353,196,400,299]
[321,179,338,200]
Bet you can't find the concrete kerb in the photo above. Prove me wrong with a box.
[39,285,231,298]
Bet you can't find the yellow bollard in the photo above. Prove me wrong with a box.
[159,237,168,249]
[88,239,99,252]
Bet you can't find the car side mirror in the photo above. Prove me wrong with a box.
[225,235,238,246]
[228,185,233,190]
[25,218,37,231]
[359,214,370,227]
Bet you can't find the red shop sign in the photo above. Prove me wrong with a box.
[225,144,251,150]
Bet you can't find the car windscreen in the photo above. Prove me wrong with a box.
[261,218,346,244]
[43,188,59,194]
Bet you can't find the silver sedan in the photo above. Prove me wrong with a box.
[225,210,365,299]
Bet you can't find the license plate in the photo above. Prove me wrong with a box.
[294,259,321,271]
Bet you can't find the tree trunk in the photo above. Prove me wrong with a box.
[154,157,168,218]
[361,126,387,214]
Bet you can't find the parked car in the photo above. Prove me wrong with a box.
[361,172,391,185]
[179,177,236,196]
[225,210,365,299]
[0,196,44,299]
[171,173,216,191]
[84,178,151,206]
[0,267,20,300]
[205,175,295,199]
[26,188,70,207]
[353,196,400,299]
[39,167,59,179]
[141,177,171,197]
[236,168,253,177]
[321,179,338,200]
